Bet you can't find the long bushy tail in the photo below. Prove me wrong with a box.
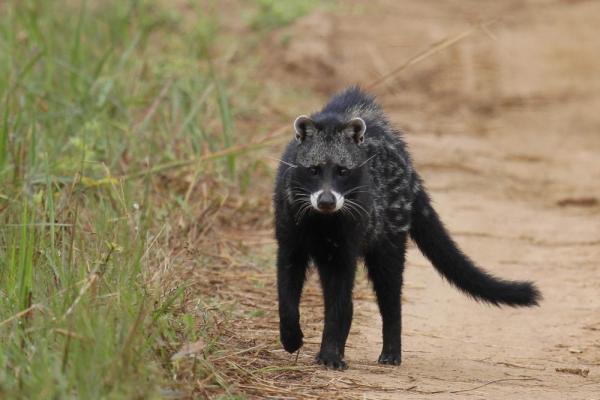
[409,188,541,307]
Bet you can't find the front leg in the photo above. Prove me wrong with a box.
[315,258,356,370]
[277,244,309,354]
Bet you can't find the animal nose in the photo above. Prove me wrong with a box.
[317,191,336,211]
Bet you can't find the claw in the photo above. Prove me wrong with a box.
[378,352,401,365]
[315,352,348,370]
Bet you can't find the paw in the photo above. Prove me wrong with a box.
[315,351,347,371]
[280,323,303,353]
[378,352,401,366]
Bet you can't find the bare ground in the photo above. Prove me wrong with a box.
[186,1,600,398]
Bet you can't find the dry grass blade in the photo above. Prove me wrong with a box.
[0,304,42,327]
[61,245,115,320]
[53,328,90,341]
[450,378,539,394]
[366,19,498,89]
[122,125,289,180]
[133,79,174,134]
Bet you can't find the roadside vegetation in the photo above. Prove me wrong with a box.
[0,1,320,398]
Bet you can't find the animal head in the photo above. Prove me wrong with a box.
[289,114,370,215]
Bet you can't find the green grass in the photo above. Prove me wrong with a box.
[0,0,317,398]
[250,0,321,32]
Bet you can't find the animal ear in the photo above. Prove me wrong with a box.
[293,115,316,142]
[344,117,366,144]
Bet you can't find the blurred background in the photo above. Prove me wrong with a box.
[1,1,598,398]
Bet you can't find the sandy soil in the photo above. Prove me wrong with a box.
[258,1,600,398]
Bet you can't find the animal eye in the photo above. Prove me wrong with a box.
[309,166,319,176]
[338,167,349,176]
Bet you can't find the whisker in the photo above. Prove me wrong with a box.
[290,186,310,193]
[296,203,312,223]
[357,154,376,168]
[340,207,356,222]
[346,191,371,195]
[294,200,312,220]
[345,199,369,216]
[344,185,368,194]
[292,197,310,205]
[290,191,305,196]
[281,166,295,179]
[294,207,305,223]
[344,200,369,220]
[341,204,359,221]
[343,185,369,195]
[290,182,311,193]
[344,204,363,220]
[290,198,310,207]
[290,193,310,201]
[270,157,298,168]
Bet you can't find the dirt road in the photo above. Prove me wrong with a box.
[260,1,600,398]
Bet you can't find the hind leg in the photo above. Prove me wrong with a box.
[365,234,407,365]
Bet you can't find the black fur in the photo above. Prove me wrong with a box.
[274,86,541,370]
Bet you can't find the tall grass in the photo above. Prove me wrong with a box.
[0,0,315,398]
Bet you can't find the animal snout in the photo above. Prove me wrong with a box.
[317,191,336,211]
[310,189,344,213]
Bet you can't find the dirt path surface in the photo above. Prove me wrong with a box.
[254,1,600,398]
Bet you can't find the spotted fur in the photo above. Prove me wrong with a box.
[274,86,540,370]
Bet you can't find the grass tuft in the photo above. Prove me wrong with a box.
[0,0,319,398]
[0,0,322,399]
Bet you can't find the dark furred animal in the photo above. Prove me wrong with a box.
[273,87,541,370]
